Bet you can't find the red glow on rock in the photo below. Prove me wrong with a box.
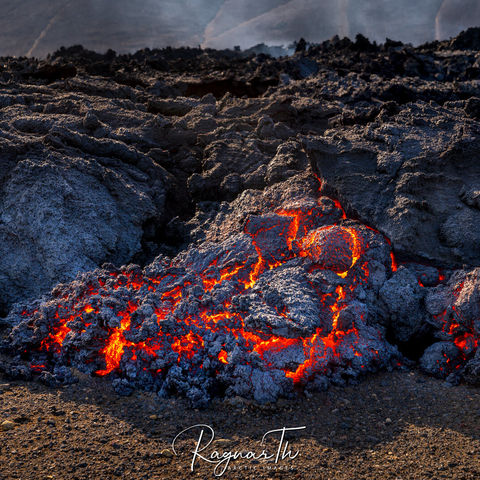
[30,176,403,386]
[390,252,398,272]
[172,332,204,361]
[96,301,138,376]
[218,349,229,364]
[454,333,478,354]
[30,364,46,372]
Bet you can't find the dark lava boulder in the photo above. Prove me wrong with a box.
[305,103,480,269]
[0,149,169,312]
[0,95,172,312]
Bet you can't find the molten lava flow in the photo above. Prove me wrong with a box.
[203,261,246,292]
[96,301,137,376]
[244,241,265,290]
[24,174,404,394]
[390,252,398,272]
[331,285,346,329]
[172,332,204,361]
[284,329,344,383]
[218,349,229,364]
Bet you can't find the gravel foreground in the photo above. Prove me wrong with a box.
[0,369,478,480]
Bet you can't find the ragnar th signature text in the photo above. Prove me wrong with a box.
[172,424,306,476]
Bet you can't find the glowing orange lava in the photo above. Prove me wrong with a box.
[96,301,137,375]
[218,349,229,364]
[32,174,405,385]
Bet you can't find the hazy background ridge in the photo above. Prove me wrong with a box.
[1,0,480,57]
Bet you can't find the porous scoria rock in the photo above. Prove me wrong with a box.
[0,90,172,312]
[421,268,480,380]
[305,98,480,269]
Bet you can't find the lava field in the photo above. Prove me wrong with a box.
[1,29,480,406]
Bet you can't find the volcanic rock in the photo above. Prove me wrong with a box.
[420,268,480,378]
[379,267,425,343]
[3,191,403,406]
[306,103,480,269]
[1,29,480,404]
[0,121,171,310]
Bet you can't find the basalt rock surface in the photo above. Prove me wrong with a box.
[1,30,480,404]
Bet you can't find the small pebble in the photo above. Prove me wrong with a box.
[0,420,15,431]
[160,449,173,458]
